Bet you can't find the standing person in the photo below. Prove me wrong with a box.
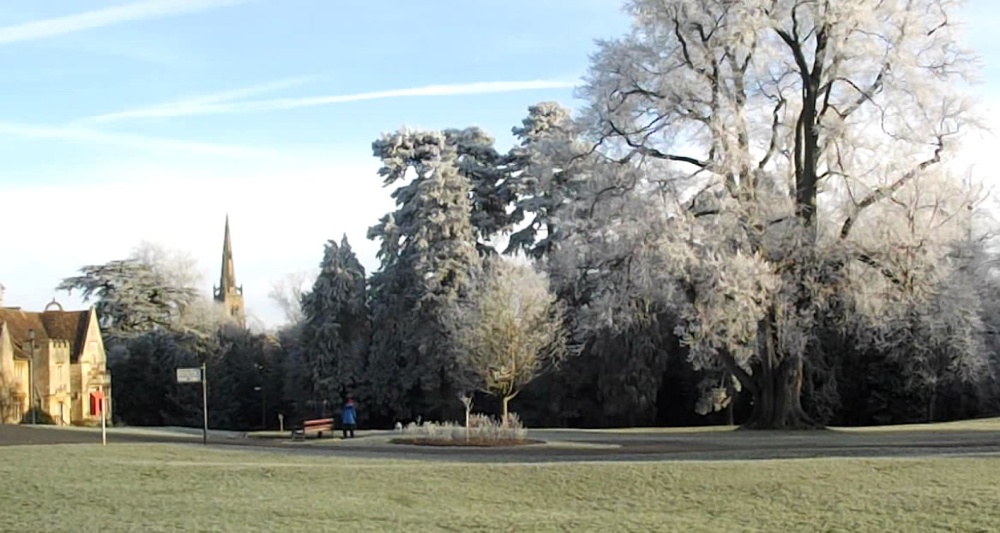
[341,397,357,439]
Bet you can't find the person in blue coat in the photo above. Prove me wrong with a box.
[341,397,357,439]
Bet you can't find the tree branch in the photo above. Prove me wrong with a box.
[840,137,945,239]
[854,252,904,286]
[758,96,786,170]
[718,349,758,397]
[606,120,709,168]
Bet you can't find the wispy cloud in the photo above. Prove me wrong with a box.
[84,76,315,123]
[0,120,280,158]
[82,79,579,122]
[0,0,246,45]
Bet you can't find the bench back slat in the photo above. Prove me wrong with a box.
[303,418,334,428]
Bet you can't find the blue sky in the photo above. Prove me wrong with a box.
[0,0,617,177]
[0,0,997,328]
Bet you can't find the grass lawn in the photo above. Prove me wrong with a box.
[2,443,998,532]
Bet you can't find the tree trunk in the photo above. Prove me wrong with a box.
[723,370,735,426]
[740,309,820,430]
[464,405,471,442]
[742,356,818,429]
[501,396,511,426]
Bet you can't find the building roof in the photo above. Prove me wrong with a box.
[0,306,92,362]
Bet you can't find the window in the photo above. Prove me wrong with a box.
[57,363,66,392]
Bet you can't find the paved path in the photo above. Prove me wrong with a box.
[0,424,187,446]
[4,423,998,463]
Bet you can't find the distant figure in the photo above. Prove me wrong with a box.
[394,421,403,432]
[341,398,357,439]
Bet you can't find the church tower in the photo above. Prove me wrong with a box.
[213,215,246,327]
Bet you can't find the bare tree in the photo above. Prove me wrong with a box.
[449,257,569,424]
[268,271,314,325]
[130,241,204,291]
[176,297,237,336]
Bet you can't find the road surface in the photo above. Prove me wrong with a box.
[3,423,999,463]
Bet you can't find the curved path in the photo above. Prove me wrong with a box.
[3,423,999,463]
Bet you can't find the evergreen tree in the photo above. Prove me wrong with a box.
[299,236,370,413]
[444,126,513,255]
[367,129,481,422]
[57,259,197,340]
[503,102,586,259]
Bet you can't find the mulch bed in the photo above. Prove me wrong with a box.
[390,437,545,448]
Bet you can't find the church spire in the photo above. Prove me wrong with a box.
[220,214,236,292]
[214,214,245,327]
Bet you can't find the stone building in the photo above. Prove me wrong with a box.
[0,300,111,424]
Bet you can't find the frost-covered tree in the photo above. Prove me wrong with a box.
[365,261,416,420]
[128,242,241,335]
[566,0,981,428]
[59,242,240,339]
[448,257,568,423]
[366,129,482,421]
[445,127,514,255]
[504,102,589,259]
[299,236,370,407]
[58,259,198,339]
[175,297,236,337]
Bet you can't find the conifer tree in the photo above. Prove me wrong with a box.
[300,236,370,410]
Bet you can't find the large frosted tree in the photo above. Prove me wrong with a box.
[58,243,234,339]
[58,259,197,339]
[366,130,482,421]
[299,236,370,408]
[566,0,982,428]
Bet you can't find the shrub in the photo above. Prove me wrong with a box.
[20,407,56,425]
[400,412,529,444]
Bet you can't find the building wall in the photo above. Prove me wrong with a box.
[44,341,72,425]
[0,326,17,423]
[71,363,83,422]
[32,342,48,416]
[0,325,12,379]
[76,309,110,422]
[11,360,27,422]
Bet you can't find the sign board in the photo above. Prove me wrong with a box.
[176,367,202,383]
[90,391,104,415]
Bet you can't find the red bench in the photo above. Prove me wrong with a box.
[291,418,334,440]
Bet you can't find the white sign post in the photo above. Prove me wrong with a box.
[101,389,107,446]
[176,367,202,383]
[176,365,208,445]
